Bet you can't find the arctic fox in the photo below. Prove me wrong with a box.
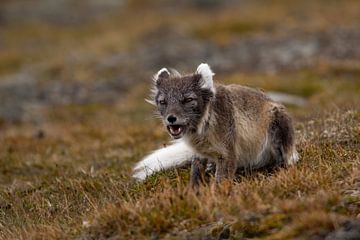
[133,63,299,185]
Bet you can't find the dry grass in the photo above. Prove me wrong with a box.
[0,0,359,239]
[0,73,359,239]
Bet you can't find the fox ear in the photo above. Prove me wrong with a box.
[148,68,169,106]
[145,98,156,106]
[196,63,215,93]
[154,68,170,83]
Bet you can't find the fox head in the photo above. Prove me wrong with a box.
[148,63,215,139]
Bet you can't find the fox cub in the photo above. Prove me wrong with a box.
[133,63,299,185]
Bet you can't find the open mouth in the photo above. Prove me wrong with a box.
[167,125,185,138]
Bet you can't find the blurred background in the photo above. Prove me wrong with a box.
[0,0,359,125]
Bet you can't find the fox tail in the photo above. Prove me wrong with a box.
[132,140,195,181]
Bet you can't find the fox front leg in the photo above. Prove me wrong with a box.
[190,157,208,188]
[215,156,236,183]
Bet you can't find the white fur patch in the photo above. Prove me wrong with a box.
[197,104,211,135]
[196,63,215,93]
[253,135,270,168]
[144,98,156,106]
[287,150,300,165]
[132,140,195,181]
[154,68,170,82]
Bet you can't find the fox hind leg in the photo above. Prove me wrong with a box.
[268,106,299,168]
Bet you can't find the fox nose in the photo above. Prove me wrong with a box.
[167,115,177,124]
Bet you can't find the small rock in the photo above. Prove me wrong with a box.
[218,226,230,240]
[35,130,45,139]
[325,219,360,240]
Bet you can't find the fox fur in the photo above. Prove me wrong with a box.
[133,63,299,184]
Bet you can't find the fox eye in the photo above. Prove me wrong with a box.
[184,98,194,103]
[159,100,166,105]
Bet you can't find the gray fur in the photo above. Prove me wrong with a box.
[151,64,299,184]
[190,157,208,188]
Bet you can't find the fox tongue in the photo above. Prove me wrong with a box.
[170,126,182,135]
